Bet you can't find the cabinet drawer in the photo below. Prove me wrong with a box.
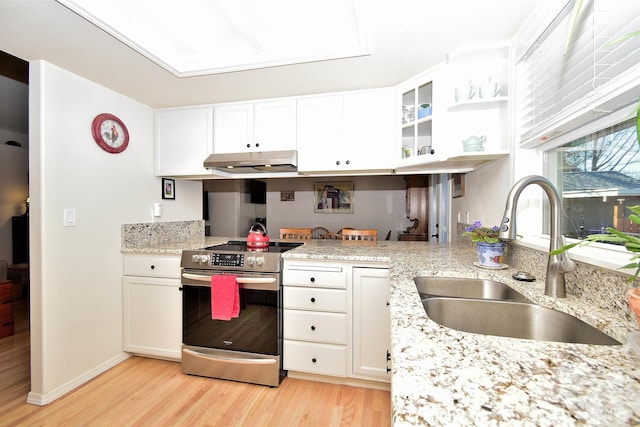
[283,266,346,289]
[0,281,13,303]
[284,340,346,377]
[123,255,180,278]
[283,287,346,312]
[283,310,346,344]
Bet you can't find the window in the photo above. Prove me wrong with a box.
[516,0,640,148]
[545,117,640,243]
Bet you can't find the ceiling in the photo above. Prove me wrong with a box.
[0,0,534,110]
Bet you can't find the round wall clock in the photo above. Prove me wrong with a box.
[91,113,129,153]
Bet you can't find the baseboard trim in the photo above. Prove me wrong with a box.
[26,352,131,406]
[286,371,390,391]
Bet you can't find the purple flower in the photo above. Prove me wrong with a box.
[492,225,500,232]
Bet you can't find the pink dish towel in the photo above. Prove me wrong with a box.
[211,275,240,321]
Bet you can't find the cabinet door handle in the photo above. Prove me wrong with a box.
[310,325,316,331]
[150,265,155,270]
[335,160,340,165]
[255,142,260,148]
[312,358,317,363]
[310,277,315,283]
[387,350,391,361]
[345,160,350,165]
[246,143,251,148]
[310,297,316,303]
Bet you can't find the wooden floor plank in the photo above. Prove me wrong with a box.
[0,297,391,426]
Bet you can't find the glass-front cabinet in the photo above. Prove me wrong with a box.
[400,79,436,164]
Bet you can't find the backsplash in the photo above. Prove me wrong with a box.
[121,220,204,249]
[457,222,636,326]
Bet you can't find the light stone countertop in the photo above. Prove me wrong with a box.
[121,236,640,425]
[281,240,640,426]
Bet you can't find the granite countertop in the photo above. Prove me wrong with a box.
[281,240,640,426]
[122,236,640,425]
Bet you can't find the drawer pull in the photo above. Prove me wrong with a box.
[2,321,14,327]
[312,358,317,363]
[310,297,316,303]
[150,265,155,270]
[310,325,316,331]
[310,277,315,283]
[2,299,13,305]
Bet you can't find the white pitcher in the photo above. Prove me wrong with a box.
[454,80,476,102]
[479,78,501,99]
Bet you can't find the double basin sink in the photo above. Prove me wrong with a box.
[415,276,620,345]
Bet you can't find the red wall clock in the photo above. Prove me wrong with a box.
[91,113,129,153]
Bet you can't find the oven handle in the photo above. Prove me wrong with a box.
[182,273,276,284]
[183,348,277,365]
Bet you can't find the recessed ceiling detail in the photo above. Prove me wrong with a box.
[55,0,370,77]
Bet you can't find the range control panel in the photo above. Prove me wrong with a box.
[211,253,244,267]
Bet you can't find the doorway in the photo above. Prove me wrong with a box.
[0,49,30,396]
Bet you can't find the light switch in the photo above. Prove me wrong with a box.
[64,209,76,227]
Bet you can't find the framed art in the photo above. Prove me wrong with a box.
[280,191,295,201]
[314,182,354,214]
[162,178,175,200]
[452,173,465,198]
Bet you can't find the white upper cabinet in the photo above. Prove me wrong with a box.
[396,45,511,173]
[397,69,442,167]
[213,99,297,154]
[297,88,395,173]
[155,107,214,177]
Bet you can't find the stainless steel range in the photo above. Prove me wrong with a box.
[180,240,302,387]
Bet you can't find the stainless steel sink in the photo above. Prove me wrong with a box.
[414,276,531,303]
[422,297,620,345]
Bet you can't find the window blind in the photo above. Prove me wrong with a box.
[517,0,640,148]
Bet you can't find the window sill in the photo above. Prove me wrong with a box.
[514,236,637,278]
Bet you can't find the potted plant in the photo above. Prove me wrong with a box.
[550,205,640,283]
[462,221,506,268]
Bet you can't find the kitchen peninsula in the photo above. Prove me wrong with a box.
[122,227,640,426]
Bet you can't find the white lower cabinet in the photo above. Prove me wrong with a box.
[283,260,390,384]
[123,254,182,360]
[352,267,391,380]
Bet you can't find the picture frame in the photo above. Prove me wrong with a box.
[280,191,295,202]
[452,173,465,198]
[314,182,354,214]
[162,178,175,200]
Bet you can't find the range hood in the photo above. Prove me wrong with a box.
[204,150,297,173]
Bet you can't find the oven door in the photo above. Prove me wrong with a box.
[181,270,281,355]
[180,270,284,386]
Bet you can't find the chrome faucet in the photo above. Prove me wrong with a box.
[498,175,576,298]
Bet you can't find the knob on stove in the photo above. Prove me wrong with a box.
[246,256,265,266]
[199,254,210,264]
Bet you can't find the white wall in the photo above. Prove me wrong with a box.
[450,157,511,240]
[28,61,202,404]
[0,143,28,263]
[266,176,409,238]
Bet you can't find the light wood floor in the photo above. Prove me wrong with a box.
[0,296,391,426]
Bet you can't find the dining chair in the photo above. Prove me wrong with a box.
[341,229,377,241]
[310,226,331,239]
[280,227,312,240]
